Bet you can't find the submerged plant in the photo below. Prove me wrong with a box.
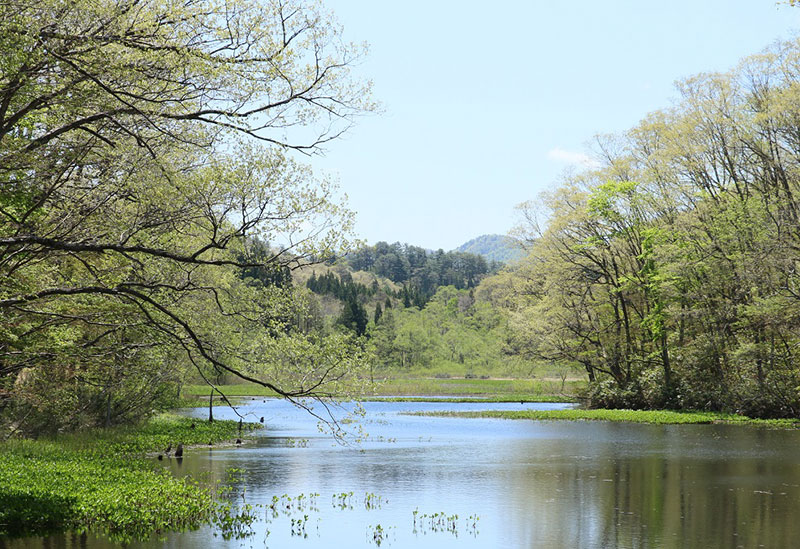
[364,492,387,510]
[412,508,480,538]
[368,523,394,546]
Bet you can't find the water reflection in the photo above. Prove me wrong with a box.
[498,423,800,548]
[4,401,800,548]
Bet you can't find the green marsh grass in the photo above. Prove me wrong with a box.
[0,415,259,541]
[372,377,584,398]
[411,408,800,427]
[182,377,586,403]
[368,395,571,403]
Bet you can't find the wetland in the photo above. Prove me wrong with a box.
[5,400,800,548]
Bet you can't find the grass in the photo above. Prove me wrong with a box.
[0,414,259,541]
[411,408,800,427]
[371,377,584,400]
[368,395,571,403]
[182,377,586,403]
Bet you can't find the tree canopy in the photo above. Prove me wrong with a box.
[345,241,498,306]
[0,0,374,433]
[489,38,800,418]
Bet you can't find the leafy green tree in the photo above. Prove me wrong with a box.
[0,0,373,432]
[240,239,293,289]
[496,38,800,417]
[374,252,410,283]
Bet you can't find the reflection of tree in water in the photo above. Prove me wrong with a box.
[504,424,800,548]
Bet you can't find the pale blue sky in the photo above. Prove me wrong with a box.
[313,1,800,251]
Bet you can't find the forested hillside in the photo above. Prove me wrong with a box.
[455,234,525,263]
[295,244,535,378]
[368,286,529,377]
[343,241,500,305]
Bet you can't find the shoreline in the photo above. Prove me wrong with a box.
[4,401,797,543]
[408,408,800,428]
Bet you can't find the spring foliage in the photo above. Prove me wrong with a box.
[491,39,800,417]
[0,0,373,434]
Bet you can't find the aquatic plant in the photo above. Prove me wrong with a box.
[364,492,387,510]
[290,515,309,537]
[368,523,394,546]
[213,502,257,540]
[412,508,480,538]
[411,409,800,427]
[267,493,320,519]
[0,415,257,541]
[332,491,355,510]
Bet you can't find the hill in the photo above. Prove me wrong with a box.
[454,234,524,263]
[288,240,500,334]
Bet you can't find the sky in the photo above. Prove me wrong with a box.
[310,0,800,251]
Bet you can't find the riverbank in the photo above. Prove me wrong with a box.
[0,415,259,541]
[411,408,800,427]
[182,377,585,404]
[368,395,570,403]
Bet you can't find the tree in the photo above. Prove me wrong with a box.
[0,0,374,433]
[374,252,410,283]
[239,239,293,289]
[496,38,800,417]
[338,297,368,336]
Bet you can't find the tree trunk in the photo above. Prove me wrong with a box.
[105,392,112,428]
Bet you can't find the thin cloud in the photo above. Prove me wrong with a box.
[547,147,600,168]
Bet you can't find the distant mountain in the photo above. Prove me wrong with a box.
[454,234,525,264]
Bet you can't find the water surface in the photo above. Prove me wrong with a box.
[5,399,800,548]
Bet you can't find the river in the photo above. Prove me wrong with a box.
[6,399,800,548]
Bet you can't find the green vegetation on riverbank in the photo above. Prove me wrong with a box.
[413,409,800,427]
[370,377,583,401]
[369,395,571,403]
[0,415,258,541]
[182,376,585,403]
